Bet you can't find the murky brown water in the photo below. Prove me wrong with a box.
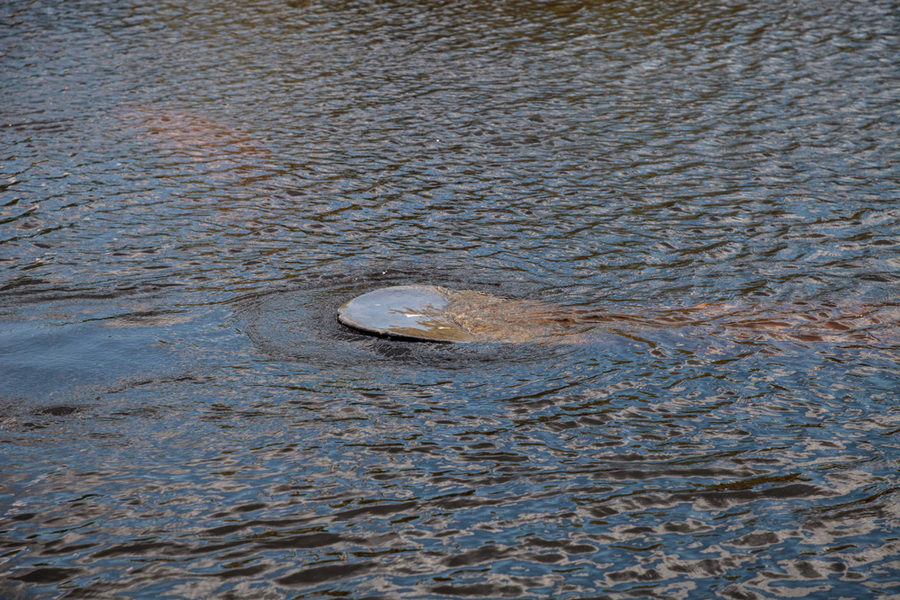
[2,0,900,598]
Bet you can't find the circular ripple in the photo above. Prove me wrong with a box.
[229,268,587,372]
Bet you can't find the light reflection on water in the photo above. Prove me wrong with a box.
[2,0,900,598]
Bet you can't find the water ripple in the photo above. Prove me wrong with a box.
[2,0,900,597]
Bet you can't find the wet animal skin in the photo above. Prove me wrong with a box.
[340,286,898,345]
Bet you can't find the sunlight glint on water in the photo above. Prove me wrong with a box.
[1,0,899,598]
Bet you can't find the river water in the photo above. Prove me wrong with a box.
[2,0,900,598]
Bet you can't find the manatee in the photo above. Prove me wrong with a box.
[339,285,704,343]
[338,285,899,345]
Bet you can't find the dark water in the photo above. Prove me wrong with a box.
[2,0,900,598]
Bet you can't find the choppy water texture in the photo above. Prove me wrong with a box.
[2,0,900,598]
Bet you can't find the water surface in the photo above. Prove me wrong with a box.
[2,0,900,598]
